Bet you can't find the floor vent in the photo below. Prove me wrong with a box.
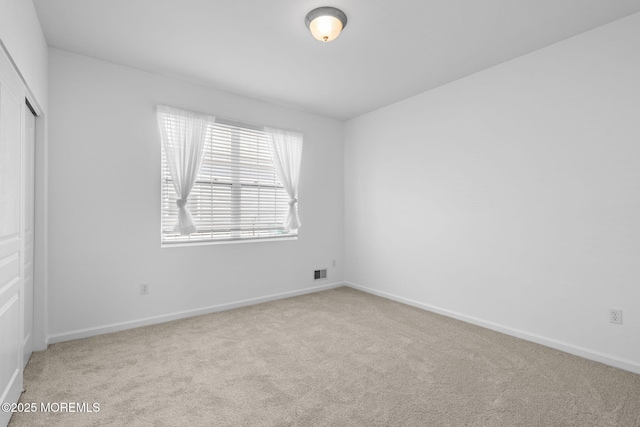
[314,269,327,280]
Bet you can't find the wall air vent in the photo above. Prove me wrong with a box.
[314,269,327,280]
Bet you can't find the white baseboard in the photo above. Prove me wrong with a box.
[45,280,640,375]
[346,281,640,375]
[47,282,344,344]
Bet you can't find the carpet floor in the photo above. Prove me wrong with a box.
[9,287,640,426]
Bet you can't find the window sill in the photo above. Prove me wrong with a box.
[161,235,298,248]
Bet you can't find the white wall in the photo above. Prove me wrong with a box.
[345,13,640,372]
[0,0,47,110]
[47,48,344,341]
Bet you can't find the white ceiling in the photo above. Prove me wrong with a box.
[33,0,640,120]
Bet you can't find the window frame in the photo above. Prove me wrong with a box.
[160,116,299,247]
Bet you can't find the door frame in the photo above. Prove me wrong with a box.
[26,91,47,353]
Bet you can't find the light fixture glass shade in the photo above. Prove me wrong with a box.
[305,7,347,42]
[309,15,343,42]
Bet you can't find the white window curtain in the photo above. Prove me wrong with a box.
[265,127,303,231]
[157,105,215,235]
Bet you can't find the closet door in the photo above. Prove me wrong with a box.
[0,47,26,426]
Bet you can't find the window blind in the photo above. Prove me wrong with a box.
[161,118,294,244]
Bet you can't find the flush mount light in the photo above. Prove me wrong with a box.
[305,6,347,42]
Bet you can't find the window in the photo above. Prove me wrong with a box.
[159,107,302,245]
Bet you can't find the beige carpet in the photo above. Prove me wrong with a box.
[9,287,640,426]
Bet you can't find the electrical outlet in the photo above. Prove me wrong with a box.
[609,309,623,324]
[332,260,336,267]
[140,283,150,295]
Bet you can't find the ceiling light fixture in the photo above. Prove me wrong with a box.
[305,6,347,42]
